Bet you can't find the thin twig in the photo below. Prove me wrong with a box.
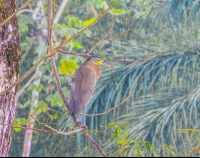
[103,2,135,16]
[78,145,90,157]
[21,37,37,64]
[87,15,115,55]
[59,46,172,63]
[17,73,38,97]
[187,147,200,157]
[0,123,83,135]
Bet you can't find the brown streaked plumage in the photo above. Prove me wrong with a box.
[69,56,115,126]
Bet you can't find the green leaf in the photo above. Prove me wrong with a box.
[73,41,83,49]
[82,17,96,27]
[13,118,29,132]
[51,97,57,106]
[13,121,22,132]
[61,24,68,28]
[67,16,82,28]
[94,133,99,136]
[111,8,125,14]
[59,59,78,75]
[36,85,45,93]
[136,145,140,151]
[83,30,92,37]
[54,114,58,120]
[19,23,28,35]
[35,101,48,115]
[145,141,152,148]
[139,1,145,6]
[136,152,142,157]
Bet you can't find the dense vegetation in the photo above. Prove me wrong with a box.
[9,0,200,156]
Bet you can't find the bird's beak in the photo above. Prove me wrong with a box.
[101,61,116,69]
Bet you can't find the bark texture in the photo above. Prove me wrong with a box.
[0,0,21,157]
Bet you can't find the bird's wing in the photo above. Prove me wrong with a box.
[70,67,97,115]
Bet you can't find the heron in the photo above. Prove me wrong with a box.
[69,56,115,126]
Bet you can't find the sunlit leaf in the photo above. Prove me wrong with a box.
[54,114,58,120]
[94,133,99,136]
[111,8,125,14]
[82,17,96,27]
[59,59,78,75]
[13,118,29,132]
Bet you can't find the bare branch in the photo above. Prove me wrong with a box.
[87,15,115,55]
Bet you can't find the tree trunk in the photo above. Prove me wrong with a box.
[0,0,21,157]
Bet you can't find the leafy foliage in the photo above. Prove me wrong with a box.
[10,0,200,157]
[59,59,78,75]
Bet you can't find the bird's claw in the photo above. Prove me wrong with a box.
[75,121,88,130]
[75,120,81,127]
[82,125,88,130]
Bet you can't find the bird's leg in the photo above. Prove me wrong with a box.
[82,107,88,130]
[84,107,86,126]
[71,114,81,127]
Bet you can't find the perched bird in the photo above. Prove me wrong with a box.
[69,56,115,126]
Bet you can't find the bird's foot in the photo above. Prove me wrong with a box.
[82,125,88,130]
[75,120,81,127]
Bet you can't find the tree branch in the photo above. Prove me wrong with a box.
[0,123,83,135]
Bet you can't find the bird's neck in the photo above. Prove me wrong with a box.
[90,63,100,82]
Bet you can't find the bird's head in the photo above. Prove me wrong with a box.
[89,56,115,69]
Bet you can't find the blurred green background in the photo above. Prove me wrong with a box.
[10,0,200,157]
